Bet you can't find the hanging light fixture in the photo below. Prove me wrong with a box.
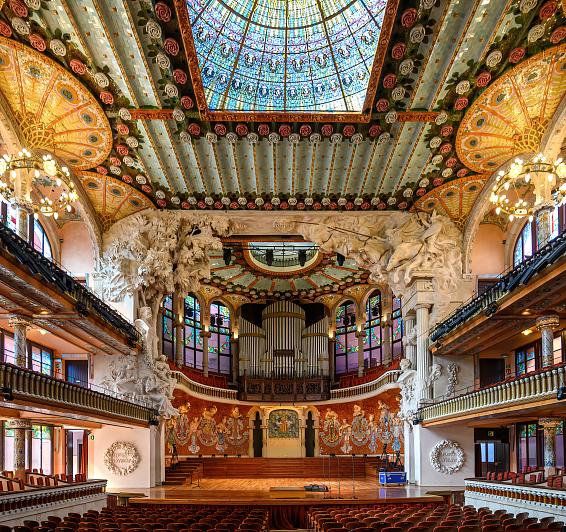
[489,154,566,222]
[0,149,78,220]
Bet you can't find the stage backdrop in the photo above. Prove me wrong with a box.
[169,390,403,457]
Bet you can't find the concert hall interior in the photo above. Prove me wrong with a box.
[0,0,564,529]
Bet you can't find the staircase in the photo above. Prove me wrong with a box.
[165,457,369,483]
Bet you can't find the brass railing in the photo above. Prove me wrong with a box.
[419,365,565,423]
[330,370,401,400]
[0,480,107,513]
[0,362,156,424]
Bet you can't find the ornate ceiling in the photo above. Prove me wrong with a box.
[0,0,563,225]
[205,239,370,300]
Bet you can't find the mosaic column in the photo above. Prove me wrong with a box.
[536,315,560,367]
[174,293,184,367]
[535,207,553,249]
[540,418,562,476]
[328,337,336,381]
[15,206,30,240]
[6,419,31,481]
[201,330,211,377]
[356,328,365,377]
[416,303,431,400]
[8,316,31,367]
[402,315,417,368]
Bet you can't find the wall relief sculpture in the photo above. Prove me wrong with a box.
[397,359,442,420]
[97,211,236,417]
[290,211,463,324]
[446,362,460,397]
[429,439,465,475]
[103,441,141,476]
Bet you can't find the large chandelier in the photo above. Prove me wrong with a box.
[0,149,78,219]
[490,154,566,222]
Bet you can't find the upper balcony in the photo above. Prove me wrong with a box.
[430,232,566,357]
[0,224,140,356]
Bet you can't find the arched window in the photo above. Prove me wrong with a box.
[1,202,53,259]
[33,219,52,259]
[162,295,174,360]
[209,301,231,375]
[184,294,203,370]
[391,296,403,359]
[514,205,565,266]
[335,300,357,375]
[363,291,383,368]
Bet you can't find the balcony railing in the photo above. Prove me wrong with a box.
[465,479,566,514]
[0,362,157,424]
[419,364,565,423]
[0,479,107,514]
[172,370,238,400]
[431,232,566,343]
[0,224,140,346]
[330,370,401,400]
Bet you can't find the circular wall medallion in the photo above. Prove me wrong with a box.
[429,439,465,475]
[103,441,141,476]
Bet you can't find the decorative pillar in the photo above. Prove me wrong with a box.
[15,206,29,241]
[535,207,553,249]
[416,303,431,400]
[403,315,417,368]
[8,316,31,367]
[539,418,562,476]
[328,336,336,381]
[7,419,31,481]
[201,330,211,377]
[356,328,365,377]
[536,315,560,367]
[231,335,239,384]
[174,294,184,367]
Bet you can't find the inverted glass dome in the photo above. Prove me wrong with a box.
[246,241,320,273]
[185,0,388,113]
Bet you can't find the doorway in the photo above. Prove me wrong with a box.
[66,430,87,479]
[65,360,88,387]
[253,412,263,457]
[305,412,315,457]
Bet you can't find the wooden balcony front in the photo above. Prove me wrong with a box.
[238,375,330,401]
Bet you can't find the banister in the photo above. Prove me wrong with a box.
[0,362,156,424]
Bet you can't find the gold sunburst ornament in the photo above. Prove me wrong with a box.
[0,149,79,219]
[490,154,566,222]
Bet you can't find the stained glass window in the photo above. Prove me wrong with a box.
[0,203,52,259]
[209,301,231,375]
[33,220,52,259]
[184,294,203,369]
[515,344,538,376]
[335,300,357,376]
[513,205,566,266]
[162,295,175,361]
[31,424,52,475]
[185,0,388,113]
[391,296,403,360]
[30,344,53,376]
[363,291,382,368]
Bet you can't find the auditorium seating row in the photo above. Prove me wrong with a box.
[484,470,565,488]
[306,503,564,532]
[3,507,269,532]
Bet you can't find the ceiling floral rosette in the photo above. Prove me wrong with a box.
[418,0,565,201]
[0,0,157,209]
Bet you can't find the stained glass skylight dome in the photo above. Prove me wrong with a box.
[186,0,389,113]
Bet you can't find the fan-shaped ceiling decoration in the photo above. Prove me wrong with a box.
[456,44,566,174]
[205,241,370,300]
[184,0,390,113]
[411,175,487,231]
[79,172,155,230]
[0,37,112,170]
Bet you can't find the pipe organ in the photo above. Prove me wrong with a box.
[239,301,329,378]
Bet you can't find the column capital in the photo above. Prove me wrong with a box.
[201,330,211,338]
[535,315,560,332]
[8,315,32,329]
[6,419,32,430]
[415,303,431,311]
[539,417,562,432]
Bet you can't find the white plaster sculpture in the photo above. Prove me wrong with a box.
[292,211,463,324]
[98,211,235,417]
[446,362,460,397]
[103,441,141,476]
[429,439,465,475]
[396,358,418,421]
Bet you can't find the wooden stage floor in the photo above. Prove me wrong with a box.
[126,478,452,505]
